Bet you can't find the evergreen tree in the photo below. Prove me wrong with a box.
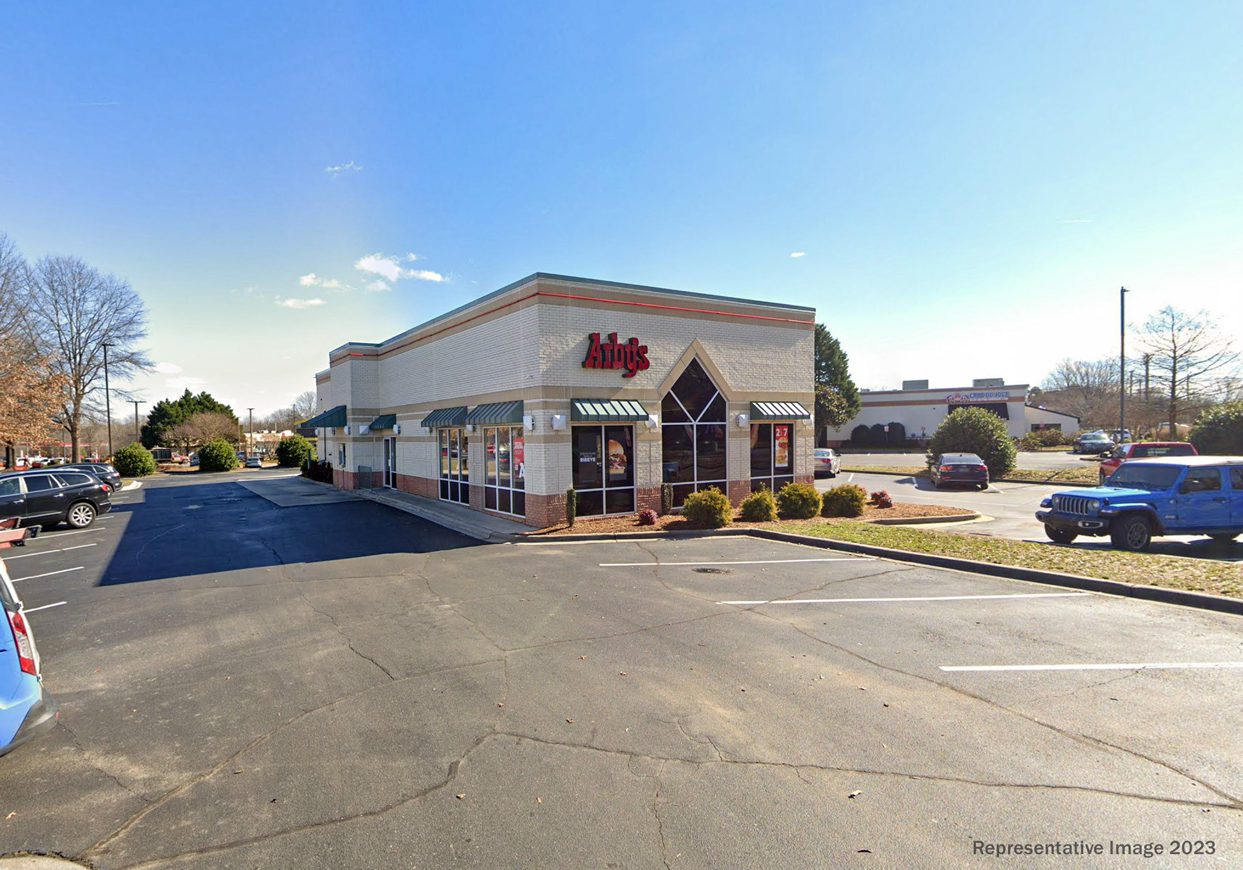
[141,389,239,447]
[813,324,861,444]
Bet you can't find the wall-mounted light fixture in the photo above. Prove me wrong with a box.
[523,414,534,431]
[551,414,567,430]
[735,413,749,429]
[394,423,402,435]
[646,414,659,430]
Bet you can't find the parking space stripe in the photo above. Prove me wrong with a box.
[600,557,867,567]
[4,543,98,560]
[12,567,83,583]
[940,662,1243,673]
[29,528,102,540]
[24,601,67,613]
[721,592,1092,605]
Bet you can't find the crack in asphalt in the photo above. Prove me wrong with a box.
[56,720,153,807]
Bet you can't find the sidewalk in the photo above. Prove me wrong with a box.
[352,486,528,543]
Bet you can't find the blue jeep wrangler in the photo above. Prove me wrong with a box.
[1036,456,1243,551]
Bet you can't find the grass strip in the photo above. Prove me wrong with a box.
[841,465,1101,485]
[782,520,1242,599]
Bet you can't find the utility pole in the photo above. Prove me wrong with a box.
[247,407,255,456]
[131,400,144,445]
[102,342,114,459]
[1143,353,1151,401]
[1119,286,1128,439]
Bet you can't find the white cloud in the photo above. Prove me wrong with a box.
[320,277,348,290]
[789,251,807,258]
[277,297,327,310]
[299,273,319,286]
[324,160,363,176]
[298,273,351,291]
[153,361,183,375]
[354,252,448,284]
[366,280,391,292]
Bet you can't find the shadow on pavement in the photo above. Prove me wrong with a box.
[99,477,477,585]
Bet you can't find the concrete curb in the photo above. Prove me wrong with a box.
[351,489,518,543]
[868,512,978,525]
[520,528,1243,617]
[120,480,143,491]
[841,468,1098,488]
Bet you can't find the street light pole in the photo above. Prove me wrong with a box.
[1119,286,1128,440]
[247,407,254,456]
[102,342,114,459]
[131,400,145,445]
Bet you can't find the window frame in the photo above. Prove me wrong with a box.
[749,421,795,493]
[661,360,728,508]
[483,425,526,517]
[572,423,636,517]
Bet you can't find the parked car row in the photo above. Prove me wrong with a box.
[0,466,117,529]
[2,521,59,756]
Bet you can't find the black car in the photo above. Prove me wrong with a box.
[0,469,112,529]
[60,462,123,493]
[929,452,990,490]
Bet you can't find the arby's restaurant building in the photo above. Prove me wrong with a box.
[306,273,815,527]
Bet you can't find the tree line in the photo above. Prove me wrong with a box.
[1037,306,1240,432]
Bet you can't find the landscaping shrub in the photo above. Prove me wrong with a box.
[682,486,732,529]
[566,488,577,528]
[276,434,314,468]
[1190,402,1243,455]
[303,460,332,483]
[740,488,778,522]
[869,489,893,509]
[1019,428,1069,450]
[660,482,673,516]
[822,483,868,517]
[869,423,887,446]
[112,442,156,477]
[927,406,1017,476]
[776,482,821,519]
[850,424,871,446]
[637,508,658,526]
[198,438,238,472]
[885,421,906,447]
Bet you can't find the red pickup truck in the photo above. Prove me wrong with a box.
[1099,442,1197,484]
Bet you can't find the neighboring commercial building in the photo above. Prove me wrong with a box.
[307,273,815,527]
[823,378,1080,447]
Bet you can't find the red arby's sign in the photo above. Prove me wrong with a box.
[582,332,650,379]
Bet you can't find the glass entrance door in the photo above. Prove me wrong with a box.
[438,428,469,503]
[383,437,397,488]
[572,425,635,515]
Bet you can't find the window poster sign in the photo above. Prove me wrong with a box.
[607,438,628,481]
[774,424,790,469]
[513,434,525,485]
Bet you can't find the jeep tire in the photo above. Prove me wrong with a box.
[1045,525,1077,545]
[1110,514,1151,551]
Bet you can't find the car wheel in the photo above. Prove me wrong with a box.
[977,482,988,491]
[66,501,96,529]
[1045,525,1077,544]
[1109,514,1151,551]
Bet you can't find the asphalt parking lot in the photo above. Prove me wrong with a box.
[2,471,1241,868]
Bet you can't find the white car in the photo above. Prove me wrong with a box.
[245,455,263,469]
[814,448,841,477]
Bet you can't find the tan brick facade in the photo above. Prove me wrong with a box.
[312,274,815,527]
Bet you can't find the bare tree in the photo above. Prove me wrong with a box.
[23,256,151,460]
[0,235,66,465]
[292,391,317,420]
[1038,358,1120,425]
[1138,307,1239,433]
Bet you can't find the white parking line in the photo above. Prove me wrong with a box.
[600,557,867,568]
[4,543,97,560]
[12,567,83,583]
[721,592,1092,605]
[30,528,102,540]
[24,601,67,613]
[940,662,1243,673]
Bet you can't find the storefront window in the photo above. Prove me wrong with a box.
[572,424,634,516]
[438,428,468,504]
[484,426,524,516]
[661,359,728,507]
[750,422,794,493]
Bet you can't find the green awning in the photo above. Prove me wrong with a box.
[466,401,524,425]
[368,414,396,431]
[303,405,347,428]
[421,406,467,428]
[750,401,811,421]
[571,399,650,422]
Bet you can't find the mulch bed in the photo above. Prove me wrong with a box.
[531,501,970,536]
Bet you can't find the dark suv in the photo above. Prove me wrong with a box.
[0,470,113,530]
[60,462,123,493]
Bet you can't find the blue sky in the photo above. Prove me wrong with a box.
[2,1,1240,415]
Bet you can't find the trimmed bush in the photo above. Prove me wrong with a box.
[927,406,1017,476]
[869,489,893,509]
[276,434,314,468]
[776,482,821,519]
[822,483,867,517]
[198,438,238,472]
[566,488,577,528]
[740,488,778,522]
[682,486,732,529]
[885,421,906,447]
[660,482,673,516]
[637,508,658,526]
[850,424,871,446]
[1190,402,1243,455]
[112,442,156,477]
[1020,428,1069,450]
